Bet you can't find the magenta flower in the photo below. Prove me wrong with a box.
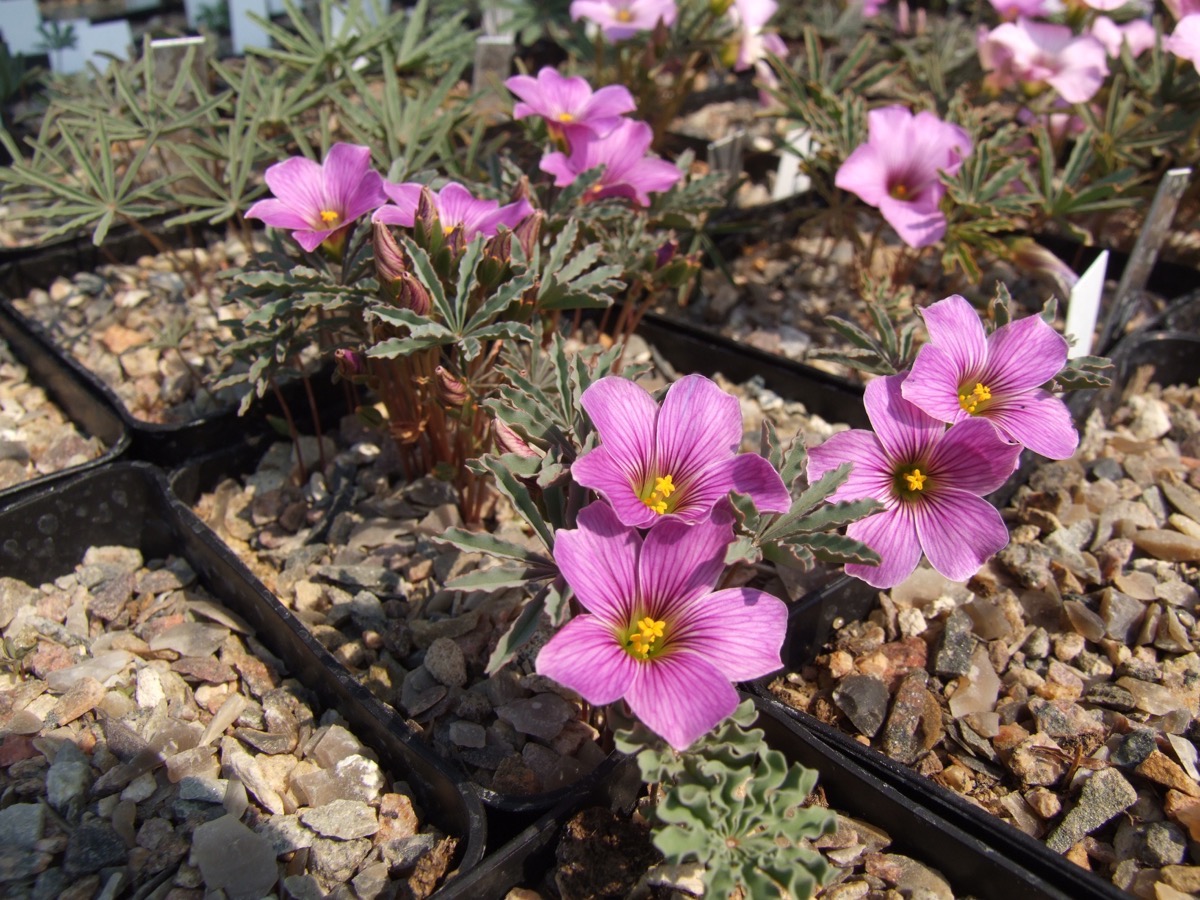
[245,143,386,254]
[572,374,790,529]
[1166,15,1200,70]
[834,106,971,249]
[1090,16,1157,58]
[536,502,787,750]
[808,375,1021,589]
[506,68,635,141]
[1166,0,1200,21]
[569,0,677,41]
[372,182,534,241]
[901,294,1078,460]
[540,118,682,207]
[978,19,1109,103]
[729,0,788,71]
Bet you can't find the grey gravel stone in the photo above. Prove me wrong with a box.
[424,636,467,688]
[833,675,889,738]
[1046,768,1138,853]
[192,814,279,900]
[63,819,126,877]
[0,803,44,850]
[299,799,378,840]
[46,741,92,822]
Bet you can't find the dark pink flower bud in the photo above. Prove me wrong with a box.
[655,239,679,269]
[494,419,539,458]
[396,272,432,316]
[373,222,408,286]
[514,211,543,260]
[435,366,469,407]
[335,348,368,381]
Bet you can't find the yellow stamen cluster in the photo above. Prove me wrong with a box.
[958,382,992,414]
[889,183,909,200]
[628,616,667,658]
[615,7,634,21]
[640,475,677,515]
[319,210,340,225]
[904,469,927,492]
[558,112,575,122]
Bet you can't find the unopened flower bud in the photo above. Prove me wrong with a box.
[485,230,513,265]
[655,239,679,269]
[335,348,368,381]
[415,186,438,235]
[395,271,432,316]
[1008,238,1079,296]
[514,211,543,261]
[373,222,408,286]
[494,418,539,458]
[509,176,532,204]
[435,366,468,407]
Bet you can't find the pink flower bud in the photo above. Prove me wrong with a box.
[335,348,368,381]
[396,272,432,316]
[373,222,408,286]
[494,419,539,457]
[514,211,543,260]
[435,366,469,407]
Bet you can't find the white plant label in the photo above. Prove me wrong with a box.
[230,0,271,55]
[773,128,814,200]
[1065,250,1108,359]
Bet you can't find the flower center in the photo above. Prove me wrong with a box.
[889,182,909,200]
[958,382,993,414]
[895,463,931,501]
[616,8,634,22]
[625,616,667,659]
[558,112,575,123]
[639,475,677,515]
[319,209,340,225]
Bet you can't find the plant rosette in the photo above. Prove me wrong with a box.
[766,356,1200,896]
[179,342,867,801]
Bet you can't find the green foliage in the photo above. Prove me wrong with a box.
[615,700,836,900]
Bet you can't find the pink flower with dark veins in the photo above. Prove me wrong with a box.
[536,502,787,750]
[245,143,386,253]
[978,18,1109,103]
[807,374,1021,589]
[902,294,1079,460]
[834,106,972,248]
[505,67,636,141]
[539,118,682,207]
[569,0,677,41]
[372,182,533,241]
[571,374,790,529]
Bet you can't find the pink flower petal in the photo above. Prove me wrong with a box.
[864,374,944,465]
[914,490,1010,582]
[570,447,658,529]
[919,295,988,381]
[553,502,640,624]
[655,374,742,487]
[670,586,787,682]
[925,417,1022,493]
[262,156,324,221]
[580,376,659,480]
[845,505,923,589]
[902,343,973,426]
[321,143,378,218]
[835,144,888,207]
[625,653,739,750]
[536,615,638,705]
[639,511,732,620]
[984,309,1069,395]
[539,151,577,187]
[985,389,1079,460]
[716,452,792,513]
[244,199,314,232]
[878,195,947,249]
[806,429,894,504]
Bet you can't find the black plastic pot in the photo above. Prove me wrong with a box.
[0,301,130,508]
[169,438,646,832]
[0,220,343,469]
[0,462,488,893]
[752,331,1200,900]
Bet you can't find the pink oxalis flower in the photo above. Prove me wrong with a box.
[901,294,1079,460]
[536,502,787,750]
[1166,15,1200,70]
[1166,0,1200,21]
[1091,16,1157,58]
[808,375,1022,589]
[372,182,534,241]
[728,0,788,82]
[505,67,636,141]
[540,118,682,207]
[978,19,1109,103]
[987,0,1063,19]
[834,106,972,249]
[572,374,791,529]
[246,143,386,253]
[569,0,677,41]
